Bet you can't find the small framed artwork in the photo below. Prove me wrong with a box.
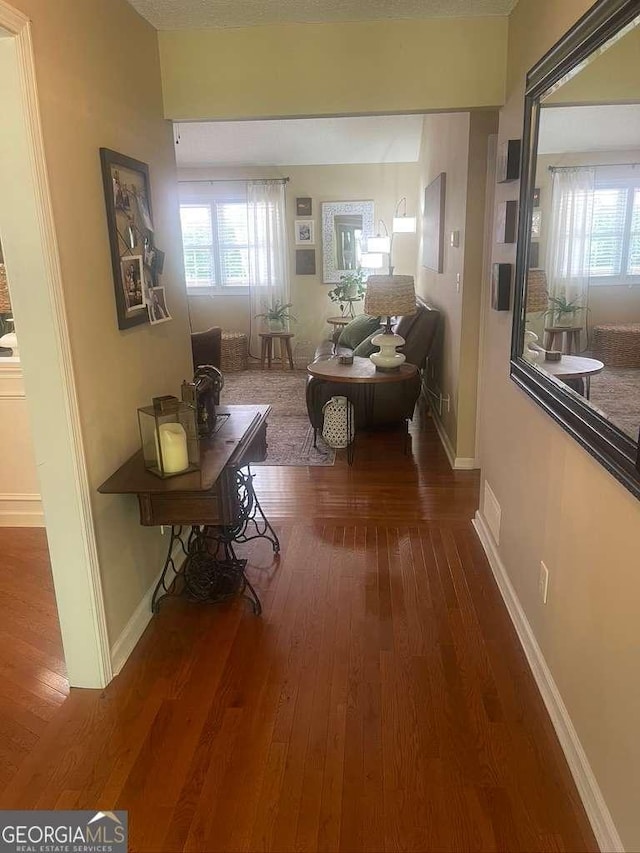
[497,139,521,183]
[296,197,312,216]
[296,249,316,275]
[100,148,163,330]
[495,200,518,244]
[147,286,172,325]
[295,220,315,245]
[532,187,541,207]
[492,263,512,311]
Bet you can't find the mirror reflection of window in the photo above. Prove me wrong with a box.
[334,214,363,270]
[522,17,640,441]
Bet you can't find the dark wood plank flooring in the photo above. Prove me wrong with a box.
[0,407,597,852]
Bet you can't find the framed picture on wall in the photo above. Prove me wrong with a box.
[296,249,316,275]
[296,197,312,216]
[295,220,315,245]
[422,172,446,273]
[100,148,158,330]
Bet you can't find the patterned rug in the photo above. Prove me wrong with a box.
[220,368,335,466]
[589,366,640,441]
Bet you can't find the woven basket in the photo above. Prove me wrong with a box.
[221,331,248,372]
[0,264,11,314]
[592,323,640,368]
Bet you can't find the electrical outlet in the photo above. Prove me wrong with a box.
[539,561,549,604]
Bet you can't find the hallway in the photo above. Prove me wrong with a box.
[0,408,596,852]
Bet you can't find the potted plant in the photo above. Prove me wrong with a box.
[255,299,297,332]
[544,295,588,327]
[328,269,367,318]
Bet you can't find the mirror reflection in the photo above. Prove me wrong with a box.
[334,214,363,270]
[523,19,640,440]
[321,200,375,283]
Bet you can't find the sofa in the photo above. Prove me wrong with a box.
[306,296,440,429]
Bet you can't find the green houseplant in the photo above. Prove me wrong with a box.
[328,269,367,318]
[255,299,297,332]
[544,295,588,327]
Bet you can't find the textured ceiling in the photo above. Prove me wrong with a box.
[128,0,517,30]
[175,115,424,167]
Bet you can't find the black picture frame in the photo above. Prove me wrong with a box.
[509,0,640,500]
[496,200,518,244]
[296,248,316,275]
[492,263,512,311]
[497,139,522,183]
[296,197,312,216]
[100,148,154,330]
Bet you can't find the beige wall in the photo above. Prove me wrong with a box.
[181,163,420,354]
[159,17,507,120]
[479,2,640,849]
[416,111,497,460]
[9,0,192,644]
[546,24,640,105]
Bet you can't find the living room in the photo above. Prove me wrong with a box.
[0,0,639,851]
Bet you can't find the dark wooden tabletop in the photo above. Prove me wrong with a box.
[98,405,270,495]
[307,356,418,384]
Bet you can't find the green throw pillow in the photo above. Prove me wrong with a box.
[352,330,380,358]
[337,314,380,350]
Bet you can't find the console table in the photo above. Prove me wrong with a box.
[307,357,418,464]
[98,404,279,614]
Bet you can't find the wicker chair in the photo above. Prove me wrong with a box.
[191,327,222,372]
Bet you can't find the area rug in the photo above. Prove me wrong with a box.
[220,368,335,466]
[589,367,640,441]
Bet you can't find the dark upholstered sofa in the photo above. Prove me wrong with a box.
[306,296,440,429]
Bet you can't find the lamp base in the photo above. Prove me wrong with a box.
[369,332,406,371]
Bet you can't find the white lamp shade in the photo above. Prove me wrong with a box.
[360,252,384,269]
[392,216,417,234]
[367,235,391,254]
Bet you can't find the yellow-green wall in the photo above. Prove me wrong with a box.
[11,0,192,646]
[159,17,508,120]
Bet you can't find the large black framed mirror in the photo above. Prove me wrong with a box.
[511,0,640,499]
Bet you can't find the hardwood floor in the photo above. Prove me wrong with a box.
[0,407,597,852]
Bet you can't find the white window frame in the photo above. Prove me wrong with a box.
[588,175,640,287]
[180,193,250,296]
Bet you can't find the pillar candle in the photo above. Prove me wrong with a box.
[157,422,189,474]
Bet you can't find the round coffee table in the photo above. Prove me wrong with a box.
[540,354,603,399]
[307,356,418,463]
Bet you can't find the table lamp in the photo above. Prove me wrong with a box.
[363,275,416,371]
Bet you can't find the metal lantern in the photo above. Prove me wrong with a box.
[138,395,200,478]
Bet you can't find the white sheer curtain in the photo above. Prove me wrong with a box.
[545,167,595,347]
[247,180,290,358]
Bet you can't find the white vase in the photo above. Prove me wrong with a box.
[269,318,285,332]
[0,318,18,359]
[322,395,355,449]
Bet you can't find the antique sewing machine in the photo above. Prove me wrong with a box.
[181,365,224,437]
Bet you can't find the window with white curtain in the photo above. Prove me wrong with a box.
[180,199,251,292]
[588,180,640,283]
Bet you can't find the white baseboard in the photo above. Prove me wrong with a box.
[110,539,183,677]
[430,411,479,470]
[0,493,44,527]
[472,510,624,853]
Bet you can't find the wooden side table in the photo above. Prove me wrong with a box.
[307,356,418,464]
[541,354,603,399]
[544,326,581,355]
[259,332,295,369]
[327,316,352,334]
